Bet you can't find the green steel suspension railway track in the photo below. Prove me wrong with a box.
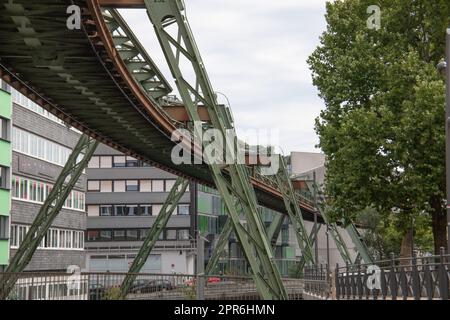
[0,0,372,299]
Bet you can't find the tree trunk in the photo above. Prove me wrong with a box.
[430,197,447,254]
[399,228,413,265]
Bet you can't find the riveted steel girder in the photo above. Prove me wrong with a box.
[0,134,98,299]
[120,177,189,298]
[144,0,286,299]
[275,156,315,266]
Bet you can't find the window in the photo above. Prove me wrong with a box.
[100,156,112,168]
[177,229,190,240]
[87,180,100,192]
[140,180,152,192]
[126,180,139,191]
[165,180,176,192]
[0,117,8,140]
[87,205,99,217]
[100,230,112,240]
[0,166,8,189]
[126,230,138,240]
[114,205,127,216]
[10,225,17,247]
[0,216,9,239]
[166,229,177,240]
[113,230,126,240]
[127,205,139,216]
[139,229,149,240]
[139,205,152,216]
[88,156,100,168]
[152,180,164,192]
[114,180,125,192]
[12,127,73,166]
[113,156,126,167]
[126,156,138,167]
[100,180,112,192]
[178,204,190,215]
[100,205,112,216]
[152,205,163,216]
[87,230,99,241]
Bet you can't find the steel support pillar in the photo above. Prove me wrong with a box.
[304,180,354,265]
[0,134,98,299]
[205,212,284,275]
[296,223,322,275]
[345,223,374,264]
[120,177,189,298]
[205,217,232,275]
[145,0,286,299]
[275,156,315,265]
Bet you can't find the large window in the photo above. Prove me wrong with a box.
[126,156,138,167]
[0,117,9,140]
[113,156,126,167]
[178,204,190,215]
[0,166,9,189]
[0,216,9,239]
[126,180,139,192]
[10,224,84,250]
[87,228,190,242]
[12,127,75,166]
[11,175,85,211]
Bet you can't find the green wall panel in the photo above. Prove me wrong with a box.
[0,140,12,167]
[0,89,11,119]
[0,189,10,216]
[0,240,9,265]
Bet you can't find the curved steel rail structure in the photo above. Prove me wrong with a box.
[0,0,318,220]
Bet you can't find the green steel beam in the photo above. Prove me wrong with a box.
[145,0,286,299]
[0,134,98,299]
[303,180,353,265]
[120,177,189,298]
[296,223,322,275]
[102,9,172,101]
[267,214,285,246]
[205,212,284,275]
[345,222,374,264]
[205,217,232,275]
[275,156,315,266]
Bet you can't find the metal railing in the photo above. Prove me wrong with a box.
[335,249,450,300]
[0,272,304,300]
[302,265,331,300]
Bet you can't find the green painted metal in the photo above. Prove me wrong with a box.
[303,181,353,265]
[145,0,286,299]
[0,134,98,299]
[267,214,285,246]
[120,177,189,298]
[345,222,374,264]
[296,223,322,275]
[205,217,232,275]
[275,156,315,266]
[102,9,172,101]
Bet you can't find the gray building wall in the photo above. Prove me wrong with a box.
[85,143,195,274]
[10,102,86,271]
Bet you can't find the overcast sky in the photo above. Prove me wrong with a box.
[119,0,328,154]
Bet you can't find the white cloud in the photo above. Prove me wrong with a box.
[119,0,328,153]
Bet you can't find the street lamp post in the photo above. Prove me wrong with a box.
[446,28,450,253]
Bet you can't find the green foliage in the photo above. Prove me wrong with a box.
[308,0,450,252]
[104,286,123,300]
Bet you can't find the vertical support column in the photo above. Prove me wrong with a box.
[196,233,205,300]
[144,0,286,299]
[0,134,98,299]
[120,177,189,298]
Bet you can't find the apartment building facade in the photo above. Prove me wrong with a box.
[0,79,87,272]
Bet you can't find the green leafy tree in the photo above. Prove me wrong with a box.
[308,0,450,256]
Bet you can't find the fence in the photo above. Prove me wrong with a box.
[302,265,331,300]
[0,272,304,300]
[335,249,450,300]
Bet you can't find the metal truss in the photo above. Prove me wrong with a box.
[345,222,373,264]
[267,214,285,246]
[102,8,172,101]
[120,177,189,298]
[144,0,286,299]
[275,156,315,266]
[0,134,98,299]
